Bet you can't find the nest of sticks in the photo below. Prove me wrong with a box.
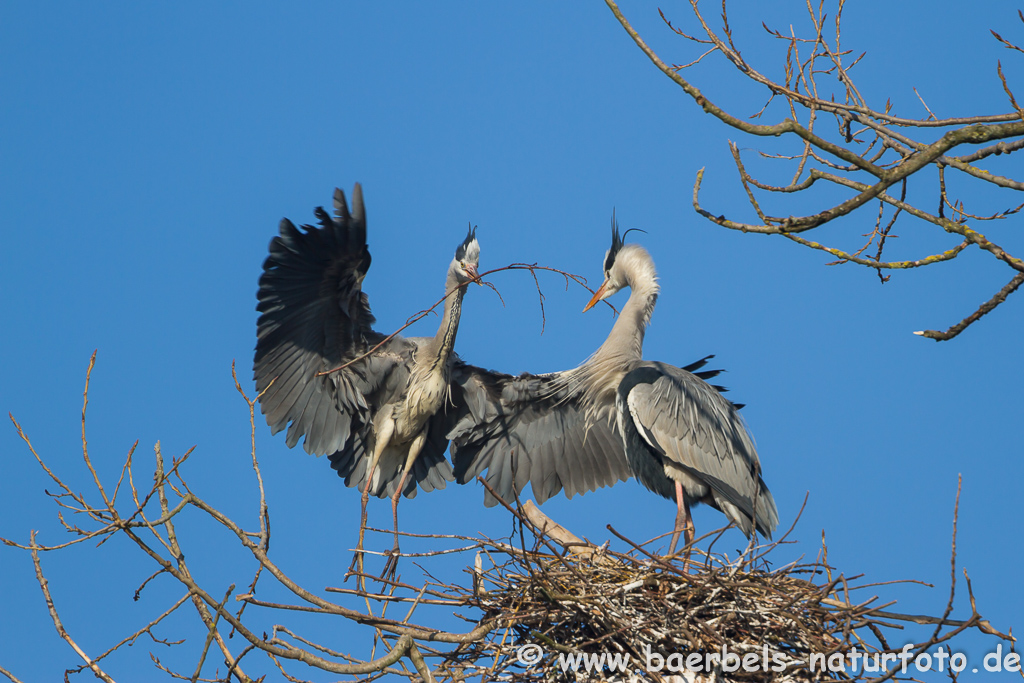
[428,497,1011,682]
[7,362,1014,682]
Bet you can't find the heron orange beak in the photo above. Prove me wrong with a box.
[465,264,483,285]
[582,281,607,312]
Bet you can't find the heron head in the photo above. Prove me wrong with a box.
[583,212,645,311]
[453,224,482,285]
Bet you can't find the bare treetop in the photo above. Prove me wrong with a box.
[607,0,1024,340]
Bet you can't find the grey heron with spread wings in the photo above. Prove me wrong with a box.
[450,218,778,552]
[254,184,481,564]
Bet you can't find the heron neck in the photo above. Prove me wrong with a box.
[598,275,659,364]
[573,251,659,419]
[425,269,465,373]
[576,275,658,417]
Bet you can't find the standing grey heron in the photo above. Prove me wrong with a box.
[254,184,481,563]
[580,221,778,551]
[450,217,777,552]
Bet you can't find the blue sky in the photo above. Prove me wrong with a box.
[2,2,1021,680]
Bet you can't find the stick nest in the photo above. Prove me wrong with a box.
[433,501,1011,682]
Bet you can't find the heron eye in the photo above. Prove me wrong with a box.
[460,260,466,269]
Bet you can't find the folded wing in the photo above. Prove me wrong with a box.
[621,361,778,537]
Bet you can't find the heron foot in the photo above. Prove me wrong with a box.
[344,548,365,583]
[379,539,401,582]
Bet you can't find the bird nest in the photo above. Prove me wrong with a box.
[6,363,1012,682]
[427,498,1011,683]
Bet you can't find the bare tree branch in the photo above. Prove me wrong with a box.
[3,354,1016,680]
[606,0,1024,340]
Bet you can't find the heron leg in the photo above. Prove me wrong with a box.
[346,420,394,581]
[382,431,427,581]
[668,481,694,555]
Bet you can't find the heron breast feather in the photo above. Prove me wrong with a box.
[397,371,447,435]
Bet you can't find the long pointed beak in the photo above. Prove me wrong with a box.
[465,264,483,285]
[582,281,607,312]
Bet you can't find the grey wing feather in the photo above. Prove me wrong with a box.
[254,186,406,461]
[625,362,778,538]
[447,362,631,507]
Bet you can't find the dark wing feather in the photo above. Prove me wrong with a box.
[447,362,631,507]
[680,354,743,409]
[254,185,407,461]
[623,361,778,538]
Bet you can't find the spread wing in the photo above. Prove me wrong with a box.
[446,355,732,508]
[621,361,778,538]
[254,185,408,461]
[447,363,631,507]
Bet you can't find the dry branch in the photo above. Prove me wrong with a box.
[607,0,1024,340]
[317,261,612,379]
[2,358,1016,682]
